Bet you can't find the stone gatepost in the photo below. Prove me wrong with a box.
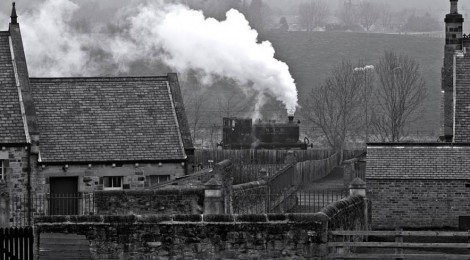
[348,178,368,231]
[284,151,297,165]
[203,178,224,214]
[259,168,268,180]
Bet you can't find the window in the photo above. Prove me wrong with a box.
[147,175,170,187]
[0,160,4,181]
[103,176,123,190]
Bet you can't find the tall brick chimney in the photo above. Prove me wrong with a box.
[441,0,464,141]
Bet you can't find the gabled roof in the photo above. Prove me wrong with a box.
[0,31,27,144]
[30,76,187,163]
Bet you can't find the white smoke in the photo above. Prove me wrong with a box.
[21,0,97,77]
[18,0,299,113]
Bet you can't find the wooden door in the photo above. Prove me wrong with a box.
[49,177,78,215]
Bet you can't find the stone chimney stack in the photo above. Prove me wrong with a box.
[10,2,18,24]
[451,0,458,14]
[441,0,464,141]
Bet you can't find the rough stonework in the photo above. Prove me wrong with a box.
[94,188,204,215]
[34,195,368,259]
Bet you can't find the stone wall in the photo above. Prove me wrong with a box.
[232,180,268,214]
[367,144,470,228]
[94,187,204,215]
[0,146,42,226]
[38,162,185,194]
[35,195,367,259]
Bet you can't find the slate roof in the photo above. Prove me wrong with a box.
[30,77,186,162]
[0,31,27,143]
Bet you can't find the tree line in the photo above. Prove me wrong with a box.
[301,50,427,159]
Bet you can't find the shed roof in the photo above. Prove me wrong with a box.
[30,76,186,162]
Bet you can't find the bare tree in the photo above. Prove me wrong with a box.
[298,0,329,31]
[372,51,427,142]
[302,61,363,161]
[338,0,358,29]
[247,0,272,31]
[358,1,381,31]
[379,4,393,32]
[183,73,206,147]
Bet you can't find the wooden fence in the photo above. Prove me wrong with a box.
[0,227,34,260]
[328,230,470,259]
[296,153,340,184]
[232,164,285,185]
[194,149,336,166]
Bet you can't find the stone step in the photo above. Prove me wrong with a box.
[39,233,91,260]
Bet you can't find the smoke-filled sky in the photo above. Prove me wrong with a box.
[0,0,299,114]
[0,0,462,115]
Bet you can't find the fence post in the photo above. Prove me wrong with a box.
[203,178,224,214]
[395,228,403,259]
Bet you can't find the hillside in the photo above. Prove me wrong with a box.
[259,31,443,135]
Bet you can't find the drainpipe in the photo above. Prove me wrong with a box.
[28,135,39,226]
[26,145,32,226]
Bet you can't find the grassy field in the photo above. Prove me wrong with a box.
[259,31,443,134]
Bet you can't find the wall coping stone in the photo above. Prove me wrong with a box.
[319,195,364,219]
[233,180,267,191]
[95,187,204,196]
[368,142,470,147]
[35,213,330,225]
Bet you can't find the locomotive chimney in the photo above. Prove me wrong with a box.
[288,115,294,123]
[287,108,295,123]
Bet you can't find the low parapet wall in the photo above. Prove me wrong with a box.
[94,187,204,215]
[35,195,368,259]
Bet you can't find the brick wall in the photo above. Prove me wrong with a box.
[454,53,470,142]
[94,187,204,215]
[35,195,367,259]
[367,144,470,228]
[442,48,455,137]
[368,179,470,228]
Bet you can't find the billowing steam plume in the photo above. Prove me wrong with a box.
[19,0,299,113]
[21,0,97,76]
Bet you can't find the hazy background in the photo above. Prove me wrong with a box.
[0,0,456,147]
[0,0,455,23]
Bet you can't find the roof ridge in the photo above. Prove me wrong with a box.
[30,76,169,80]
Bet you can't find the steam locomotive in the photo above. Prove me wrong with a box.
[220,115,309,150]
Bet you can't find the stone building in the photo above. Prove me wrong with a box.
[0,4,193,223]
[367,0,470,229]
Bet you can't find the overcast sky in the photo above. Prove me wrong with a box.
[0,0,456,25]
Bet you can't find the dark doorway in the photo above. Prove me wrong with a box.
[49,177,79,215]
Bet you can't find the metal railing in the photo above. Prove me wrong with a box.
[232,189,348,214]
[11,193,94,227]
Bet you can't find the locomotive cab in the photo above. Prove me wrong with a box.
[221,116,307,150]
[222,117,252,149]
